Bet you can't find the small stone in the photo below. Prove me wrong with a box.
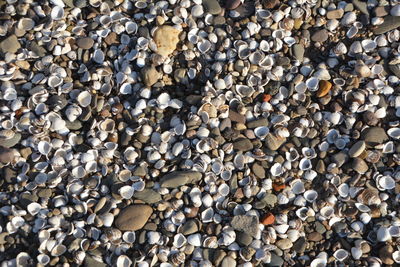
[233,138,254,152]
[76,37,94,49]
[292,237,307,253]
[262,193,278,207]
[374,6,390,17]
[316,80,332,97]
[133,189,162,204]
[252,163,265,178]
[348,141,366,158]
[0,146,14,164]
[221,256,236,267]
[231,215,259,238]
[202,0,221,15]
[179,220,199,235]
[268,252,284,267]
[373,16,400,35]
[292,44,305,62]
[159,171,202,188]
[115,204,153,231]
[225,0,242,10]
[326,9,344,19]
[276,238,293,250]
[84,256,107,267]
[352,0,369,15]
[351,158,369,174]
[265,134,286,151]
[212,250,226,266]
[229,110,246,124]
[379,245,394,265]
[142,66,160,87]
[247,118,268,128]
[263,0,280,9]
[315,221,326,234]
[104,32,118,46]
[331,152,349,167]
[361,127,389,146]
[388,64,400,78]
[261,213,275,225]
[236,231,253,246]
[307,232,323,242]
[0,35,21,54]
[153,25,181,57]
[311,29,329,42]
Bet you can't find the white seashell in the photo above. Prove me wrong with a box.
[191,5,204,17]
[234,153,245,169]
[48,76,63,88]
[377,175,395,190]
[76,91,92,107]
[291,179,305,194]
[122,231,136,243]
[201,207,214,223]
[72,166,86,178]
[27,202,41,216]
[320,206,334,219]
[334,249,349,261]
[198,39,211,53]
[65,105,82,122]
[306,77,319,91]
[197,127,210,138]
[351,247,362,260]
[187,233,202,247]
[125,21,138,34]
[273,224,289,234]
[259,40,270,52]
[120,83,132,94]
[99,119,115,132]
[37,254,50,265]
[38,141,51,155]
[287,229,300,242]
[361,39,377,52]
[214,79,226,90]
[355,203,370,212]
[359,213,371,224]
[310,258,326,267]
[304,170,317,181]
[254,126,269,139]
[388,128,400,139]
[218,183,230,196]
[51,6,64,20]
[338,184,349,198]
[286,148,299,162]
[51,244,66,256]
[377,226,392,242]
[299,158,312,170]
[147,231,161,244]
[270,163,283,176]
[141,125,153,137]
[117,255,132,267]
[236,85,254,97]
[296,207,309,221]
[119,186,134,199]
[304,190,318,202]
[99,213,114,227]
[173,233,187,248]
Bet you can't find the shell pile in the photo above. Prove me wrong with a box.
[0,0,400,266]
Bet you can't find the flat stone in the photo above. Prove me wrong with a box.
[307,232,323,242]
[331,151,349,167]
[221,256,236,267]
[292,237,307,253]
[159,171,202,188]
[292,44,305,62]
[211,250,226,266]
[262,193,277,207]
[142,66,160,87]
[276,238,293,250]
[373,16,400,35]
[179,219,199,235]
[326,9,344,19]
[265,134,286,151]
[202,0,221,15]
[351,158,369,174]
[236,231,253,246]
[361,127,389,146]
[233,138,254,152]
[388,64,400,78]
[0,133,21,148]
[76,37,94,49]
[247,118,268,128]
[252,163,265,178]
[348,141,366,158]
[316,80,332,97]
[374,6,390,17]
[0,146,14,164]
[315,221,326,234]
[153,25,181,57]
[231,215,259,238]
[133,189,162,204]
[115,204,153,231]
[0,35,20,54]
[311,29,329,42]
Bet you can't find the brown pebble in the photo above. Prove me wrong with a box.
[316,80,332,97]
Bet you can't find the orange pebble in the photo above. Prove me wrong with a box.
[316,80,332,98]
[261,213,275,225]
[272,183,286,191]
[262,94,272,102]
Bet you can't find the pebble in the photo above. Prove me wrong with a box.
[361,127,389,146]
[348,141,366,158]
[292,237,307,253]
[115,204,153,231]
[373,16,400,34]
[352,0,369,15]
[221,256,236,267]
[231,215,259,238]
[262,193,278,207]
[326,9,344,19]
[379,245,394,265]
[261,213,275,225]
[307,232,323,242]
[252,163,265,178]
[292,44,305,62]
[351,158,369,174]
[236,231,253,246]
[133,189,162,204]
[84,256,107,267]
[202,0,221,15]
[316,80,332,97]
[263,0,280,9]
[276,239,293,250]
[180,220,199,235]
[311,29,329,43]
[247,118,268,128]
[265,134,286,151]
[142,66,160,87]
[0,146,14,164]
[159,171,202,188]
[225,0,242,10]
[76,37,94,49]
[233,138,254,152]
[153,25,181,57]
[0,35,20,54]
[0,133,21,148]
[268,252,284,267]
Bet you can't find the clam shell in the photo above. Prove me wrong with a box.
[291,180,305,194]
[99,119,115,132]
[334,249,349,261]
[270,163,283,176]
[122,231,136,243]
[254,126,269,139]
[388,128,400,139]
[116,255,132,267]
[119,186,134,199]
[377,175,395,190]
[51,6,64,20]
[377,226,391,242]
[299,158,312,170]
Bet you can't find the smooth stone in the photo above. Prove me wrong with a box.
[0,146,14,164]
[311,29,329,42]
[153,25,181,57]
[229,110,246,124]
[141,66,160,87]
[84,256,107,267]
[263,0,280,9]
[225,0,242,10]
[351,158,369,174]
[348,141,366,158]
[76,37,94,49]
[115,204,153,231]
[133,166,146,176]
[379,245,394,265]
[373,16,400,34]
[292,237,307,253]
[352,0,369,15]
[292,44,305,62]
[0,133,21,148]
[247,118,268,128]
[180,220,199,235]
[65,120,82,130]
[315,221,326,234]
[231,215,259,238]
[212,250,226,266]
[232,1,255,20]
[262,193,277,207]
[233,138,254,152]
[63,0,75,8]
[267,252,284,267]
[0,35,21,54]
[236,231,253,246]
[361,127,389,146]
[30,41,46,57]
[202,0,221,15]
[221,256,236,267]
[388,64,400,78]
[133,189,161,204]
[265,134,286,151]
[374,6,390,17]
[252,163,265,178]
[159,171,202,188]
[326,9,344,19]
[316,80,332,97]
[276,239,293,250]
[307,232,323,242]
[331,152,349,167]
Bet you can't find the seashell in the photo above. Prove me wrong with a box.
[218,183,230,196]
[65,105,82,122]
[51,6,64,20]
[119,186,134,199]
[310,258,327,267]
[99,119,115,132]
[37,254,50,265]
[338,184,349,198]
[334,249,349,261]
[125,21,138,34]
[291,179,305,194]
[116,255,132,267]
[320,206,334,219]
[357,189,381,206]
[48,76,63,88]
[122,231,136,243]
[376,175,395,190]
[355,203,370,212]
[135,0,147,8]
[236,85,254,97]
[305,77,319,91]
[51,244,66,256]
[38,141,51,155]
[391,4,400,16]
[270,163,283,176]
[254,126,269,139]
[147,231,161,244]
[296,207,310,221]
[187,233,202,247]
[304,190,318,202]
[173,233,187,248]
[201,208,214,223]
[198,39,212,53]
[191,5,204,17]
[286,148,299,162]
[93,49,105,64]
[27,202,42,216]
[299,158,312,170]
[389,226,400,237]
[99,213,114,227]
[72,166,86,178]
[388,128,400,139]
[377,226,391,242]
[233,153,245,169]
[249,51,265,65]
[393,251,400,263]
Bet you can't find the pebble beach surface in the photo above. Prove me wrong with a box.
[0,0,400,266]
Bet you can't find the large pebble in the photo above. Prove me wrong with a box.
[0,35,21,54]
[153,26,181,57]
[133,189,162,204]
[292,44,305,62]
[221,256,236,267]
[76,37,94,49]
[316,80,332,97]
[0,146,14,164]
[202,0,221,15]
[351,158,369,174]
[115,204,153,231]
[326,9,344,19]
[379,245,394,265]
[142,66,160,87]
[231,215,259,238]
[159,171,202,188]
[276,238,293,250]
[373,16,400,34]
[348,141,366,158]
[247,118,268,128]
[233,138,254,152]
[361,127,389,146]
[265,134,286,151]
